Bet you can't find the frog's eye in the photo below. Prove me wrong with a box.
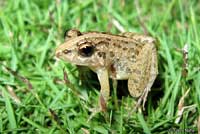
[78,44,95,57]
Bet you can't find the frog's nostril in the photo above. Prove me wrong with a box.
[63,49,71,54]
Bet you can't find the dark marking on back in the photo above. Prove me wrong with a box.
[109,51,115,57]
[122,41,129,44]
[97,52,106,59]
[132,69,142,75]
[123,47,128,51]
[113,43,122,48]
[110,64,116,77]
[125,67,131,73]
[135,49,140,55]
[129,48,135,52]
[96,40,109,46]
[130,55,135,61]
[105,38,111,41]
[132,78,139,83]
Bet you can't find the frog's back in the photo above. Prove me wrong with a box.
[96,32,156,80]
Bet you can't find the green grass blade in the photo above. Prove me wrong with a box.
[137,112,151,134]
[2,87,17,129]
[22,116,48,132]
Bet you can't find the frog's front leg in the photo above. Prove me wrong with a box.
[96,68,110,111]
[87,68,110,121]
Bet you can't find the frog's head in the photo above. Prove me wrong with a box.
[55,29,106,67]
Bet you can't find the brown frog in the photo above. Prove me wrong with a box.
[55,29,158,111]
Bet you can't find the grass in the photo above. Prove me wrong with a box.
[0,0,200,133]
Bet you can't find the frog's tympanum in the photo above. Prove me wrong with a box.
[56,29,158,111]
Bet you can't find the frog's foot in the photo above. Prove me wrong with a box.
[135,86,150,110]
[99,93,107,112]
[87,94,107,122]
[87,107,101,122]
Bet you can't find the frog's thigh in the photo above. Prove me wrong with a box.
[128,43,158,97]
[96,68,110,101]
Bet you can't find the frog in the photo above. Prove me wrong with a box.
[55,29,158,112]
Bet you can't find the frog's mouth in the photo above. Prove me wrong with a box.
[55,52,87,66]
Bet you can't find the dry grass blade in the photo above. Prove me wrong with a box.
[112,19,125,33]
[49,108,61,125]
[182,44,189,77]
[6,85,21,105]
[175,44,189,78]
[63,67,70,84]
[62,68,86,100]
[4,66,33,90]
[175,88,190,123]
[81,128,90,134]
[134,0,148,35]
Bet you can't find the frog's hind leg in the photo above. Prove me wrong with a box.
[128,42,158,109]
